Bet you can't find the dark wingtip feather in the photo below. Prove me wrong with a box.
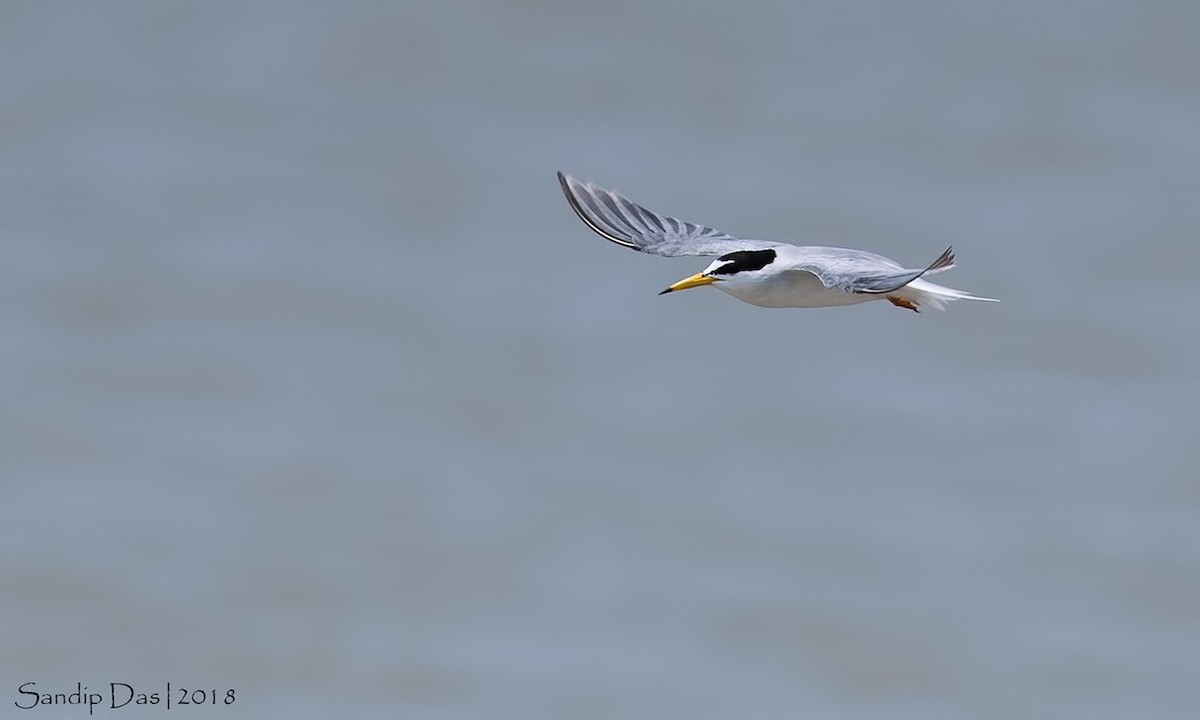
[556,170,572,198]
[927,246,955,272]
[557,172,641,251]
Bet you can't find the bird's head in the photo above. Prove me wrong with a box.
[658,248,778,295]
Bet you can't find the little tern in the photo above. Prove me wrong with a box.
[558,172,997,312]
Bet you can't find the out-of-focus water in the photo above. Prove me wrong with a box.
[3,4,1197,718]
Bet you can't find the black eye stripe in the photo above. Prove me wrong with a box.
[711,249,776,275]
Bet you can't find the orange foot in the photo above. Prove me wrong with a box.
[887,296,920,312]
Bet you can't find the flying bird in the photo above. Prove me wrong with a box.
[558,172,997,312]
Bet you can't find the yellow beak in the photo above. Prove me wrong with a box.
[659,272,716,295]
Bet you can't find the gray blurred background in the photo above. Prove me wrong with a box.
[3,3,1197,718]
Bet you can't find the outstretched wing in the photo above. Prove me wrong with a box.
[786,246,956,295]
[558,172,774,257]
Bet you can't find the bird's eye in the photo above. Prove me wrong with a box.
[711,249,776,275]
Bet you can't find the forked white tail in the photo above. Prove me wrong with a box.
[895,278,1000,311]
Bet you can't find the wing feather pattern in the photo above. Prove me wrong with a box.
[558,172,771,257]
[784,246,956,295]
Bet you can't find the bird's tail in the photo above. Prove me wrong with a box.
[897,278,999,311]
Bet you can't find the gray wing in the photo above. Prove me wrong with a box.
[786,246,956,295]
[558,172,774,257]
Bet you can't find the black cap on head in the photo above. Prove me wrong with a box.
[710,249,776,276]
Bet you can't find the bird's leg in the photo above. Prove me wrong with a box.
[887,295,920,312]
